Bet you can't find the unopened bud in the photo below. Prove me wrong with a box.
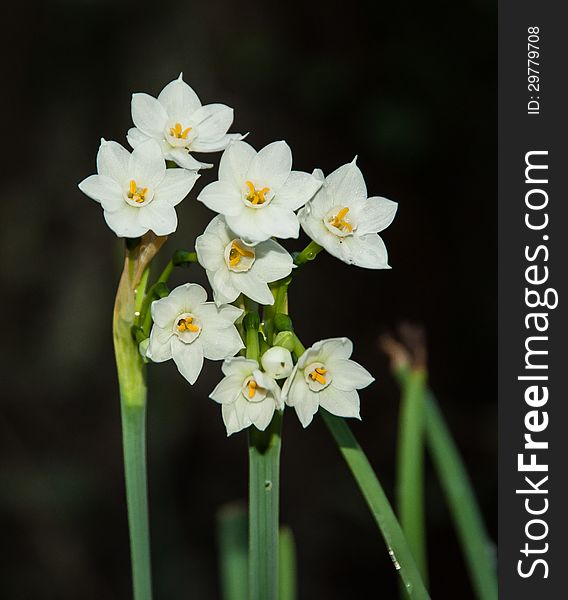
[261,346,294,380]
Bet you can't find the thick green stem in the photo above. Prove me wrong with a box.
[396,369,428,584]
[278,526,297,600]
[424,392,497,600]
[218,504,249,600]
[113,234,165,600]
[321,411,431,600]
[293,241,322,266]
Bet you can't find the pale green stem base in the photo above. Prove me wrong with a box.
[218,504,249,600]
[278,526,297,600]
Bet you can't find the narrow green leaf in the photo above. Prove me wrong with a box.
[278,526,297,600]
[424,393,497,600]
[322,411,431,600]
[217,504,249,600]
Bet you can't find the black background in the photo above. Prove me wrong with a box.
[1,1,495,598]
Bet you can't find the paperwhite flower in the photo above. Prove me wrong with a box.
[79,139,198,238]
[146,284,244,385]
[197,141,322,244]
[261,346,294,380]
[282,337,374,428]
[195,215,294,305]
[298,161,397,268]
[127,74,243,170]
[210,357,283,436]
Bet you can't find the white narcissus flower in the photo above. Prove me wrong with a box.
[261,346,294,380]
[146,284,244,385]
[127,74,243,170]
[298,161,397,269]
[282,337,374,428]
[210,357,284,436]
[78,139,198,238]
[195,215,294,305]
[197,141,322,244]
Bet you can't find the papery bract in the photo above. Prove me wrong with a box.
[195,215,294,305]
[197,140,321,244]
[78,139,198,238]
[146,283,244,384]
[127,73,244,170]
[299,161,397,268]
[282,337,374,427]
[210,357,283,435]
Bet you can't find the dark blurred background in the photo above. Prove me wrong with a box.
[1,0,495,598]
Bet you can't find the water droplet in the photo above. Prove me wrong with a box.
[388,548,401,570]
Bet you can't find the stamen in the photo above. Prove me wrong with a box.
[228,240,255,267]
[170,122,192,139]
[248,379,257,398]
[309,367,328,385]
[177,316,199,333]
[329,207,353,232]
[245,180,271,205]
[128,179,148,204]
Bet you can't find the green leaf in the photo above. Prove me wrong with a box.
[218,504,249,600]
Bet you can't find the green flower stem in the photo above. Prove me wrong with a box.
[424,391,497,600]
[396,368,428,584]
[293,241,322,266]
[278,526,297,600]
[217,504,249,600]
[244,305,282,600]
[321,411,431,600]
[113,236,167,600]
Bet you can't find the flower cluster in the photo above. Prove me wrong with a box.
[79,75,397,435]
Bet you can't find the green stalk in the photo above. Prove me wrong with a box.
[245,307,282,600]
[218,504,249,600]
[396,368,428,583]
[424,392,497,600]
[278,526,297,600]
[321,411,431,600]
[113,235,166,600]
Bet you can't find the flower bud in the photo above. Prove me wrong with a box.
[274,313,294,332]
[273,331,296,352]
[261,346,294,380]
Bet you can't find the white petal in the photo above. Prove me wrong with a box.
[127,127,149,149]
[327,359,375,391]
[252,239,294,282]
[235,271,274,305]
[151,283,207,327]
[158,75,201,121]
[354,196,398,234]
[291,381,320,428]
[210,374,243,404]
[198,180,243,216]
[192,133,244,153]
[146,326,174,362]
[130,140,166,189]
[200,323,244,360]
[131,93,168,137]
[157,168,199,207]
[103,206,148,238]
[138,204,177,236]
[78,174,123,211]
[318,387,361,419]
[190,104,234,146]
[196,218,228,270]
[312,337,354,363]
[325,161,367,204]
[221,402,245,435]
[218,304,244,323]
[225,210,270,244]
[212,268,240,305]
[219,141,256,186]
[97,140,130,185]
[247,141,292,189]
[276,171,322,211]
[252,400,276,431]
[166,147,212,170]
[222,357,257,378]
[172,337,204,384]
[342,234,390,269]
[255,206,300,240]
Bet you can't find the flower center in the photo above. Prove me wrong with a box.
[242,376,267,403]
[325,206,356,237]
[224,239,256,273]
[169,122,192,140]
[128,179,148,204]
[304,362,332,392]
[242,180,274,208]
[173,313,202,343]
